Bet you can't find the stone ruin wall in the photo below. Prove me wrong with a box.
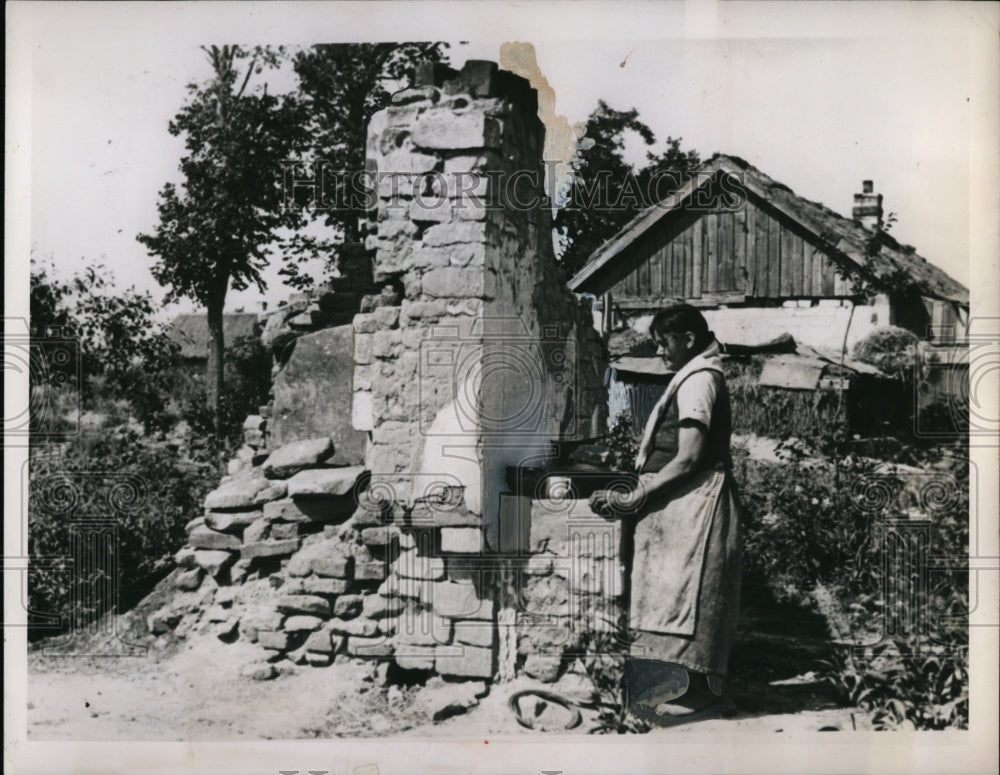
[148,61,620,689]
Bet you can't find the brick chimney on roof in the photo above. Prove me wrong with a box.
[853,179,883,231]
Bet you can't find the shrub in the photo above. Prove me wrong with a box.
[852,326,920,380]
[733,445,969,729]
[28,429,217,639]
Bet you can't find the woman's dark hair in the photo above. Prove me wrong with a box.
[649,304,712,349]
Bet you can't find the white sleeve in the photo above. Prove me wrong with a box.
[675,371,718,429]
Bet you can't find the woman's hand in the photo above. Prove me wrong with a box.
[589,484,646,519]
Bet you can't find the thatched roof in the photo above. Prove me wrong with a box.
[570,154,968,305]
[167,313,260,360]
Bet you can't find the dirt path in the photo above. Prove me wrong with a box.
[28,633,867,740]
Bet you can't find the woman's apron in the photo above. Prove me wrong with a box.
[629,365,742,677]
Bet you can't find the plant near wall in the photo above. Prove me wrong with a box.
[28,430,218,639]
[733,440,970,729]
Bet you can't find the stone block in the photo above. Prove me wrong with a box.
[303,577,352,596]
[332,594,364,618]
[174,567,203,591]
[303,629,336,654]
[242,662,278,681]
[306,651,333,666]
[277,594,331,617]
[422,267,494,299]
[287,466,366,498]
[253,481,288,505]
[242,607,285,632]
[372,306,400,329]
[328,617,379,637]
[269,522,299,541]
[523,653,563,683]
[435,643,494,679]
[400,300,447,323]
[240,539,301,560]
[391,552,446,581]
[283,615,324,632]
[204,478,271,510]
[421,220,488,247]
[257,630,291,651]
[361,526,400,547]
[439,527,482,554]
[363,595,406,620]
[346,635,394,658]
[392,611,452,646]
[452,620,496,648]
[352,391,374,432]
[411,112,500,150]
[410,503,482,528]
[354,333,374,365]
[409,198,452,223]
[429,581,494,620]
[187,525,242,552]
[394,645,436,671]
[269,326,367,464]
[192,549,235,577]
[311,554,354,578]
[263,437,335,479]
[263,497,356,523]
[204,509,263,533]
[174,546,198,568]
[355,561,389,582]
[414,676,487,720]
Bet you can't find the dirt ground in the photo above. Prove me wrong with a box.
[27,630,867,740]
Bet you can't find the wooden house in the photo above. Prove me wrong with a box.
[568,154,968,350]
[167,312,260,374]
[568,155,970,436]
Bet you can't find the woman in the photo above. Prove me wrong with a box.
[590,304,742,727]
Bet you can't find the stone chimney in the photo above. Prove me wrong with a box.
[354,60,607,545]
[852,179,883,231]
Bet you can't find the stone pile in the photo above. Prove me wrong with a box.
[148,429,497,684]
[515,498,624,682]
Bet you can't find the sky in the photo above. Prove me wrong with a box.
[7,2,999,321]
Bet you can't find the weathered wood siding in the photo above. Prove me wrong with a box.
[607,197,849,305]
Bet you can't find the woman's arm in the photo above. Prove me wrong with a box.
[590,423,707,517]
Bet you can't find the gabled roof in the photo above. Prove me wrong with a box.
[167,313,260,359]
[569,154,968,305]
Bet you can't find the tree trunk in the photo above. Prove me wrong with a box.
[206,301,226,434]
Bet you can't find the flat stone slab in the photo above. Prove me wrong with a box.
[287,466,367,498]
[263,438,335,479]
[277,595,331,617]
[414,676,487,719]
[193,549,235,577]
[435,643,494,679]
[240,539,301,560]
[204,478,272,510]
[188,526,242,552]
[205,510,263,533]
[263,497,356,523]
[269,326,367,464]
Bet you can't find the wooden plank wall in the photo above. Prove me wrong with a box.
[608,198,846,302]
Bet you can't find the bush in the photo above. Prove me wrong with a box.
[28,429,218,639]
[852,326,919,380]
[733,445,969,729]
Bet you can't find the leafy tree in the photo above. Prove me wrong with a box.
[554,101,700,277]
[280,43,449,289]
[29,255,181,433]
[138,45,308,431]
